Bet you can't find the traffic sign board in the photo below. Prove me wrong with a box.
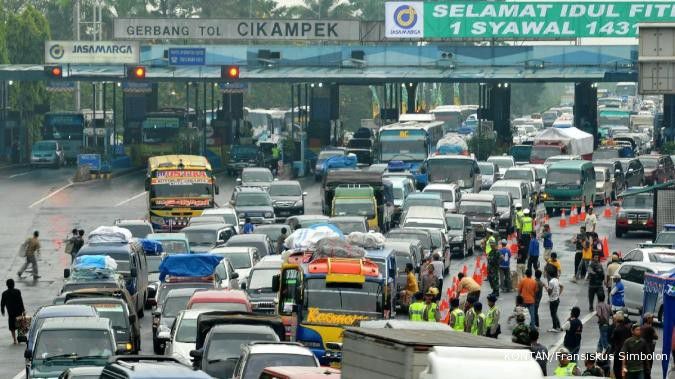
[77,153,101,171]
[168,48,206,65]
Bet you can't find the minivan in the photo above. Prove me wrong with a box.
[541,160,596,215]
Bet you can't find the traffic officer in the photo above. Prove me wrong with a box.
[514,203,524,236]
[471,301,486,336]
[423,288,440,322]
[271,144,281,175]
[520,208,534,254]
[484,294,501,338]
[408,292,425,321]
[554,348,581,376]
[484,228,500,297]
[448,298,465,331]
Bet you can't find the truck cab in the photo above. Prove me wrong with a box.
[332,186,379,231]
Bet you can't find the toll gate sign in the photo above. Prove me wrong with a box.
[386,1,675,39]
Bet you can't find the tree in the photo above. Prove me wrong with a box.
[285,0,355,19]
[199,0,278,18]
[145,0,199,17]
[351,0,383,21]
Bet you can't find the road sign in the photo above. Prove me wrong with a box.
[77,154,101,171]
[45,41,139,64]
[168,48,206,66]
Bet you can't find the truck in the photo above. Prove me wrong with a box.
[529,126,594,164]
[332,187,379,231]
[341,326,528,379]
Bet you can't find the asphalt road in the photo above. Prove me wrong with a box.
[0,165,666,378]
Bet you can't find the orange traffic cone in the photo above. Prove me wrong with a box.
[603,237,609,259]
[570,207,579,225]
[603,199,613,218]
[559,209,568,228]
[580,204,587,222]
[462,265,468,276]
[481,262,488,280]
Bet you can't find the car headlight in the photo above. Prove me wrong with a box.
[264,212,273,218]
[158,325,170,334]
[117,342,133,351]
[294,200,304,207]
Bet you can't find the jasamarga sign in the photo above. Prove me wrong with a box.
[114,18,361,41]
[45,41,139,64]
[385,1,675,39]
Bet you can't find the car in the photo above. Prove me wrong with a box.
[387,176,414,211]
[457,193,498,241]
[315,148,347,181]
[621,247,675,265]
[152,288,202,354]
[100,356,212,379]
[58,366,104,379]
[479,190,514,237]
[202,207,241,234]
[260,367,341,379]
[638,154,675,185]
[616,261,674,320]
[224,233,274,257]
[401,205,447,232]
[444,213,475,258]
[618,158,645,187]
[328,216,368,234]
[503,167,539,200]
[20,304,99,351]
[231,342,320,379]
[187,289,252,312]
[26,317,117,379]
[213,257,241,290]
[66,297,141,354]
[384,239,424,274]
[594,166,613,204]
[400,193,443,221]
[146,233,190,255]
[478,162,498,189]
[489,179,530,211]
[114,219,154,239]
[191,312,284,379]
[269,180,306,220]
[187,216,229,227]
[521,163,547,188]
[245,255,283,314]
[231,187,276,224]
[544,154,582,166]
[238,167,274,190]
[253,224,289,249]
[486,155,515,179]
[208,246,260,286]
[387,228,434,260]
[182,223,237,254]
[422,183,461,213]
[59,261,128,296]
[286,215,329,231]
[163,309,211,365]
[30,140,65,168]
[592,159,626,199]
[615,188,655,238]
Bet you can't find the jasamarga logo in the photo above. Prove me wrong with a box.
[386,2,424,38]
[72,44,134,54]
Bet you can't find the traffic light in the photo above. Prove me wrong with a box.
[45,65,63,78]
[222,65,239,80]
[127,65,146,80]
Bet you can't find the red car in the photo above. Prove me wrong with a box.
[187,290,252,312]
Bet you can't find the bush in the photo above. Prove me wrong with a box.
[467,136,509,161]
[659,142,675,155]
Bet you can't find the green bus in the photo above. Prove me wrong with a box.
[541,160,596,215]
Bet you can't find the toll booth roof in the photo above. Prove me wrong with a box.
[344,327,524,350]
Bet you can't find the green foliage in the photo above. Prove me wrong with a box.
[660,142,675,155]
[467,135,508,161]
[284,0,356,19]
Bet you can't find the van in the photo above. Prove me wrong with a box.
[401,206,447,232]
[365,248,398,314]
[385,239,424,273]
[489,180,529,209]
[100,356,212,379]
[541,160,596,215]
[76,235,148,318]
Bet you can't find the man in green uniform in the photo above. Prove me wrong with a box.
[408,292,425,321]
[423,288,440,322]
[484,228,499,297]
[511,314,531,345]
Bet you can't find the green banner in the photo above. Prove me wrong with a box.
[385,1,675,39]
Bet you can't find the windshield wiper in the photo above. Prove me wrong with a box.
[42,353,78,362]
[208,357,238,364]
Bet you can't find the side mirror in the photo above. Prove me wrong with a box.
[236,178,242,185]
[130,268,138,278]
[63,268,71,279]
[302,192,308,197]
[231,272,239,280]
[128,314,137,324]
[24,349,32,359]
[271,274,280,293]
[190,350,203,359]
[17,335,27,343]
[240,282,247,290]
[144,177,150,191]
[215,185,220,195]
[157,330,171,341]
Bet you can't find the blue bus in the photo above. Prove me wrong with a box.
[378,115,444,188]
[43,112,86,163]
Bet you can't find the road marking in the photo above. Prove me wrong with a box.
[12,369,25,379]
[115,191,147,207]
[8,171,30,178]
[549,311,597,353]
[28,181,73,209]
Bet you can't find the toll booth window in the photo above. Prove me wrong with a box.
[280,269,299,314]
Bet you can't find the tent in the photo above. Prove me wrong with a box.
[643,270,675,378]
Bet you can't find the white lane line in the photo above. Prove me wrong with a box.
[549,311,597,353]
[12,370,25,379]
[8,171,30,178]
[115,191,147,207]
[28,181,73,209]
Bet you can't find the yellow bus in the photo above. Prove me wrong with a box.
[146,155,219,231]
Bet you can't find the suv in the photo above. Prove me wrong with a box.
[182,223,237,254]
[269,180,306,220]
[231,187,276,224]
[457,193,498,240]
[209,246,260,286]
[100,356,212,379]
[237,167,274,190]
[638,154,675,185]
[422,183,461,213]
[616,188,655,238]
[231,342,319,379]
[444,213,475,258]
[114,219,154,239]
[503,167,539,201]
[593,159,626,199]
[224,234,274,258]
[487,155,515,179]
[152,287,202,354]
[616,262,673,320]
[245,255,283,314]
[30,140,65,168]
[227,144,262,177]
[480,190,514,237]
[618,158,645,187]
[202,207,241,234]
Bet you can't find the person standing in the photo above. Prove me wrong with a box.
[520,209,534,251]
[611,273,625,312]
[610,312,632,379]
[533,270,544,328]
[606,253,621,298]
[408,292,425,321]
[554,348,582,376]
[430,253,444,298]
[585,207,597,233]
[422,288,440,322]
[544,252,562,281]
[17,231,40,280]
[641,313,658,379]
[464,296,476,333]
[595,292,612,353]
[1,279,25,344]
[562,306,583,361]
[471,302,486,336]
[542,224,553,261]
[421,264,438,296]
[621,324,649,379]
[588,253,605,311]
[573,226,587,281]
[72,229,85,262]
[448,298,465,332]
[242,218,255,234]
[402,263,418,307]
[271,144,281,175]
[527,232,540,272]
[276,227,288,254]
[546,270,563,333]
[484,229,499,297]
[65,229,77,262]
[517,269,537,329]
[484,294,501,338]
[498,240,512,293]
[516,237,528,284]
[529,329,548,376]
[514,203,524,237]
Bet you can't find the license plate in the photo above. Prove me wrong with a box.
[279,211,290,216]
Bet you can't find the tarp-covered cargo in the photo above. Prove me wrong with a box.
[159,254,222,282]
[435,134,468,155]
[533,126,594,156]
[88,226,133,244]
[139,239,163,256]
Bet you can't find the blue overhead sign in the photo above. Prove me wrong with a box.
[168,48,206,65]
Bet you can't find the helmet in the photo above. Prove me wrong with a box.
[426,287,439,296]
[523,209,530,215]
[515,203,522,208]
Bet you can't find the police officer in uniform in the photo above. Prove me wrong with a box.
[448,298,464,331]
[484,228,500,297]
[471,302,486,336]
[520,208,534,257]
[408,292,425,321]
[484,293,501,338]
[423,288,440,322]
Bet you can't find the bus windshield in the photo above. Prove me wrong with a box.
[531,146,562,161]
[616,83,636,98]
[303,279,383,322]
[334,199,375,218]
[142,117,180,144]
[427,159,475,188]
[546,170,581,187]
[379,130,427,161]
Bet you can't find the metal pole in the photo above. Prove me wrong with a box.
[302,83,308,175]
[203,82,207,156]
[290,84,294,145]
[73,0,80,110]
[113,82,117,154]
[103,82,108,159]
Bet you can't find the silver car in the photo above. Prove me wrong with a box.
[616,261,673,321]
[478,162,497,190]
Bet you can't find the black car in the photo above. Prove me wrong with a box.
[227,145,262,177]
[615,188,655,238]
[101,356,212,379]
[593,159,626,199]
[444,213,475,258]
[618,158,645,188]
[231,187,276,224]
[638,154,675,185]
[480,190,514,237]
[269,180,306,220]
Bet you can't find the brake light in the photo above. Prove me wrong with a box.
[646,218,655,227]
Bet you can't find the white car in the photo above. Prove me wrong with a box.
[208,246,260,286]
[387,176,414,208]
[163,309,209,365]
[202,207,241,234]
[621,248,675,265]
[616,261,673,320]
[422,183,461,213]
[232,342,319,379]
[503,167,539,198]
[487,155,515,179]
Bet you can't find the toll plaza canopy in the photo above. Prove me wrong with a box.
[0,44,637,83]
